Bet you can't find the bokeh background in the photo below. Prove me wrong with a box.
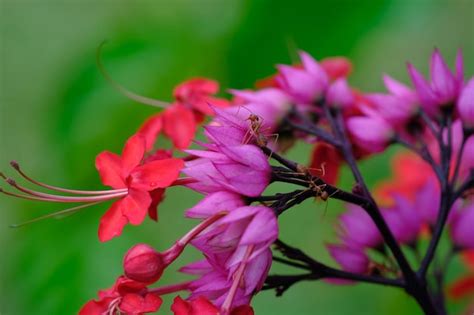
[1,0,473,314]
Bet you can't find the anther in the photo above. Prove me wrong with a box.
[10,161,20,170]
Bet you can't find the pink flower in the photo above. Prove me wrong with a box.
[383,196,422,245]
[229,88,291,133]
[347,108,394,153]
[181,250,272,310]
[182,206,278,311]
[326,244,369,274]
[337,205,383,249]
[183,145,271,197]
[276,51,329,104]
[459,135,474,179]
[191,206,278,267]
[366,75,419,127]
[183,109,272,197]
[407,49,464,116]
[185,191,245,219]
[326,78,354,109]
[457,77,474,129]
[450,203,474,250]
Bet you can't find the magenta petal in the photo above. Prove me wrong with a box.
[185,191,245,218]
[218,145,271,171]
[347,116,393,153]
[383,74,415,101]
[408,63,438,114]
[214,163,270,197]
[326,78,354,108]
[451,203,474,249]
[458,77,474,127]
[430,49,457,103]
[327,244,369,274]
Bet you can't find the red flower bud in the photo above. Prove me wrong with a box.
[123,244,165,283]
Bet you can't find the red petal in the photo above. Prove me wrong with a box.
[171,296,191,315]
[122,134,146,176]
[98,200,129,242]
[309,143,343,185]
[148,189,165,221]
[115,275,148,295]
[255,74,278,89]
[232,305,255,315]
[163,105,196,149]
[120,189,152,225]
[463,250,474,272]
[120,293,163,314]
[138,114,163,151]
[190,297,219,315]
[448,275,474,299]
[321,57,353,79]
[173,78,219,99]
[130,158,184,191]
[78,299,110,315]
[95,151,126,189]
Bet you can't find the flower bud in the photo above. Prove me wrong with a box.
[124,244,165,283]
[458,77,474,129]
[326,78,354,108]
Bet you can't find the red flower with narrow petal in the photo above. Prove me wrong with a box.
[171,296,254,315]
[79,276,162,315]
[95,134,183,241]
[138,78,229,150]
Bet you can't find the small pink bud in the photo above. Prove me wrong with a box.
[458,78,474,129]
[326,78,354,108]
[123,244,165,283]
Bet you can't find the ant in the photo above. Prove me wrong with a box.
[295,163,332,202]
[246,114,269,147]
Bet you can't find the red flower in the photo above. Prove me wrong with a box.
[138,78,229,150]
[374,151,434,206]
[309,142,343,185]
[171,296,254,315]
[79,276,162,315]
[96,134,183,241]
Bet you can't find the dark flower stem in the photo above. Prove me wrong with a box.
[266,239,405,291]
[292,105,440,314]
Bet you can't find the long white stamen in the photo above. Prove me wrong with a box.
[10,161,127,195]
[5,178,126,202]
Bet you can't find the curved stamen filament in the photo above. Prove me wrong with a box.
[97,41,171,109]
[0,188,65,202]
[10,201,102,228]
[162,211,228,265]
[9,161,127,195]
[4,179,127,203]
[148,281,192,296]
[221,245,255,315]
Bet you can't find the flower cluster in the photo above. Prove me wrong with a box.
[1,48,473,315]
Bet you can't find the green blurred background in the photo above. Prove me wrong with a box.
[0,0,473,314]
